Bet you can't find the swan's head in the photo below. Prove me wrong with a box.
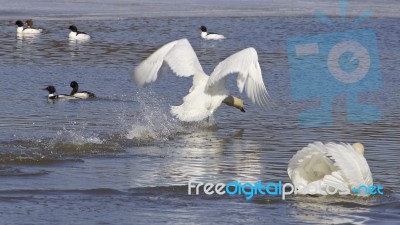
[223,96,245,112]
[352,143,365,155]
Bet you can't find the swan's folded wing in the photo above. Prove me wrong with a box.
[133,39,204,87]
[325,143,373,190]
[205,48,272,109]
[288,142,334,187]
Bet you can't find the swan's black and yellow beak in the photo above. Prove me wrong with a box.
[240,108,245,112]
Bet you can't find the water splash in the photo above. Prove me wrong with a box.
[55,122,104,145]
[125,89,185,140]
[126,125,160,140]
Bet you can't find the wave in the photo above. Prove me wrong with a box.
[0,166,50,176]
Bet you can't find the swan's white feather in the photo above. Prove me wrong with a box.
[322,171,349,192]
[170,89,212,121]
[288,142,373,196]
[205,48,272,109]
[133,39,271,122]
[325,143,373,189]
[287,142,336,188]
[133,39,204,87]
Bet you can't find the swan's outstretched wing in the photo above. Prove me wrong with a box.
[133,39,204,87]
[325,143,373,190]
[205,48,272,108]
[288,142,335,187]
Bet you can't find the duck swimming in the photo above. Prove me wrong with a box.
[70,81,95,99]
[68,25,90,41]
[15,20,43,34]
[43,86,78,100]
[200,25,225,40]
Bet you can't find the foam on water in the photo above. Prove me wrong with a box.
[126,89,184,140]
[127,125,160,140]
[56,126,104,145]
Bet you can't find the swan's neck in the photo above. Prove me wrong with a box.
[223,96,245,112]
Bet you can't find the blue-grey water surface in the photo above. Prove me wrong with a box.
[0,14,399,225]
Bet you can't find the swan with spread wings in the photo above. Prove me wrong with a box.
[132,39,272,122]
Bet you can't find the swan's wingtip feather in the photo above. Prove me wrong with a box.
[132,38,203,87]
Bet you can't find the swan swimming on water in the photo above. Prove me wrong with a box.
[132,38,272,122]
[287,142,373,196]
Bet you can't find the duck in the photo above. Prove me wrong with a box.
[25,19,33,28]
[287,142,373,196]
[70,81,95,99]
[68,25,90,41]
[15,20,43,34]
[43,86,78,100]
[132,38,272,122]
[200,25,225,40]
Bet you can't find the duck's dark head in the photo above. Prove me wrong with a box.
[200,25,207,32]
[69,25,78,32]
[15,20,24,27]
[70,81,79,89]
[43,86,56,94]
[70,81,79,95]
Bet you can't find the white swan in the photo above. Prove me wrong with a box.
[132,38,272,122]
[287,142,373,196]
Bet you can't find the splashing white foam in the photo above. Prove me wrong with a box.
[125,89,184,140]
[65,130,104,145]
[126,125,158,140]
[56,123,104,145]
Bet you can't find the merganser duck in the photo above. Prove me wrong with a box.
[70,81,95,99]
[25,19,33,28]
[43,86,78,100]
[200,25,225,40]
[133,39,272,122]
[15,20,43,34]
[68,25,90,41]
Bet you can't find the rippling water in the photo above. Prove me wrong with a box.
[0,14,399,224]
